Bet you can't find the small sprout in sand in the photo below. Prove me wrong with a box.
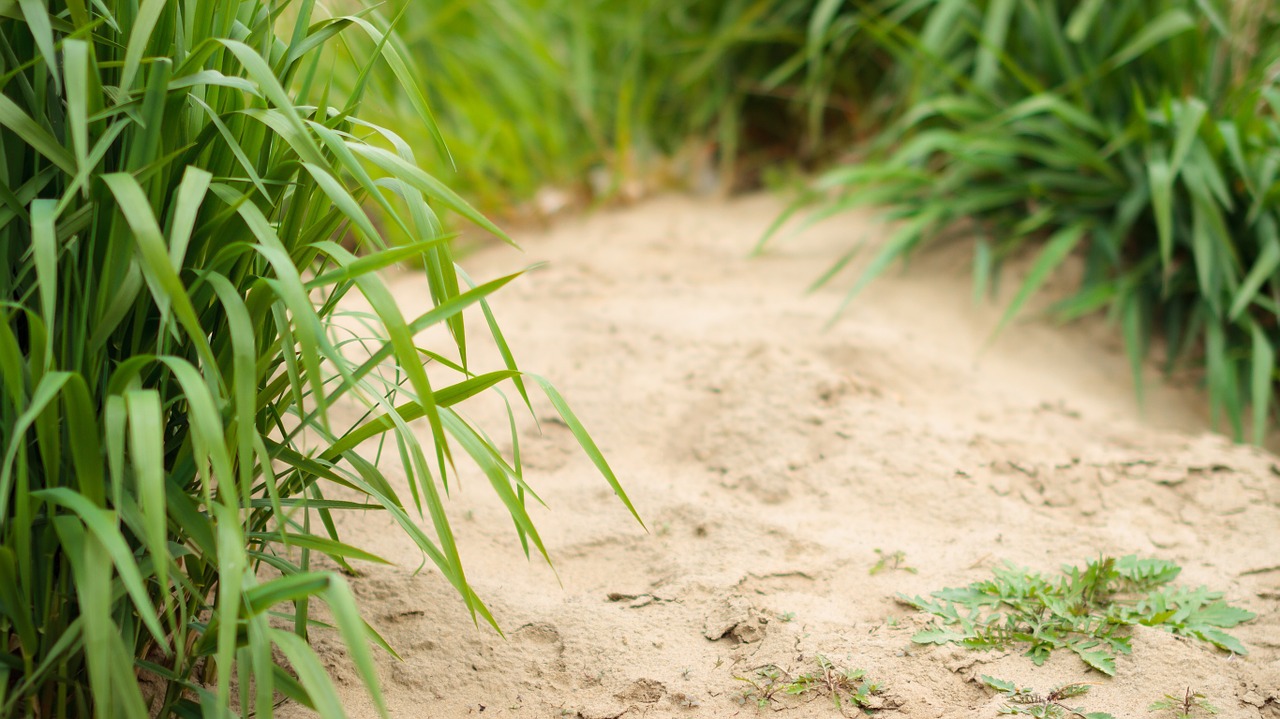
[899,555,1255,675]
[778,611,796,623]
[735,656,885,712]
[980,676,1113,719]
[870,549,917,575]
[1149,688,1218,718]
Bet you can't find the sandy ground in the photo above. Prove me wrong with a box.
[283,193,1280,719]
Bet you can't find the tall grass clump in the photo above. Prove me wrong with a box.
[370,0,889,214]
[772,0,1280,443]
[0,2,635,717]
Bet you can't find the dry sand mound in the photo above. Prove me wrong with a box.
[284,194,1280,719]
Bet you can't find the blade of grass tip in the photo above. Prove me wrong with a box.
[313,270,526,418]
[0,94,76,175]
[972,237,992,304]
[1105,9,1195,71]
[325,579,389,719]
[1204,316,1241,438]
[456,265,533,412]
[339,452,496,630]
[1121,289,1147,410]
[1228,218,1279,321]
[1065,0,1106,42]
[1169,98,1208,177]
[29,199,57,350]
[1249,321,1274,445]
[15,0,60,95]
[807,0,845,65]
[972,0,1015,90]
[246,532,390,565]
[63,38,89,174]
[101,174,216,368]
[1247,151,1279,226]
[1148,157,1175,275]
[167,167,212,271]
[0,372,70,521]
[345,12,454,169]
[119,0,167,90]
[1189,192,1226,318]
[753,197,809,255]
[270,630,347,719]
[345,144,513,245]
[989,222,1089,343]
[830,208,944,325]
[807,240,864,294]
[528,375,643,529]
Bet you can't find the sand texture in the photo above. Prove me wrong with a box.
[282,194,1280,719]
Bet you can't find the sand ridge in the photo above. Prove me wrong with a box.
[284,193,1279,719]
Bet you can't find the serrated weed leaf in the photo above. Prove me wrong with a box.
[907,555,1254,675]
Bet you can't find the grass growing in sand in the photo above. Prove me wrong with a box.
[735,655,888,712]
[981,676,1113,719]
[899,555,1255,676]
[0,1,635,716]
[1149,688,1220,719]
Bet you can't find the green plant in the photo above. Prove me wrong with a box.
[1149,688,1219,718]
[359,0,889,215]
[769,0,1280,443]
[898,556,1255,675]
[0,2,635,717]
[980,676,1114,719]
[870,548,917,575]
[735,655,886,712]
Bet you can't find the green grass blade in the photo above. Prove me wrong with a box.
[991,221,1089,339]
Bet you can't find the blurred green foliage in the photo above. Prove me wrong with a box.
[770,0,1280,442]
[369,0,890,213]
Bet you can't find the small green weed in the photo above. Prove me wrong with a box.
[871,549,918,575]
[980,676,1114,719]
[735,656,886,712]
[898,556,1255,675]
[1149,688,1219,718]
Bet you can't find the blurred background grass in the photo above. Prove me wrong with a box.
[355,0,1278,444]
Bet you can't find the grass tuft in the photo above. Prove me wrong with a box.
[0,2,635,717]
[770,0,1280,442]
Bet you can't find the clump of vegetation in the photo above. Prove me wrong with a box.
[362,0,891,214]
[769,0,1280,443]
[1150,688,1219,719]
[898,556,1255,675]
[0,2,635,717]
[870,548,917,575]
[735,655,887,712]
[981,676,1114,719]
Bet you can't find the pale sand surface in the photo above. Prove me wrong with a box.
[283,193,1280,718]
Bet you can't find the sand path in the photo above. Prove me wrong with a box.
[286,193,1279,719]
